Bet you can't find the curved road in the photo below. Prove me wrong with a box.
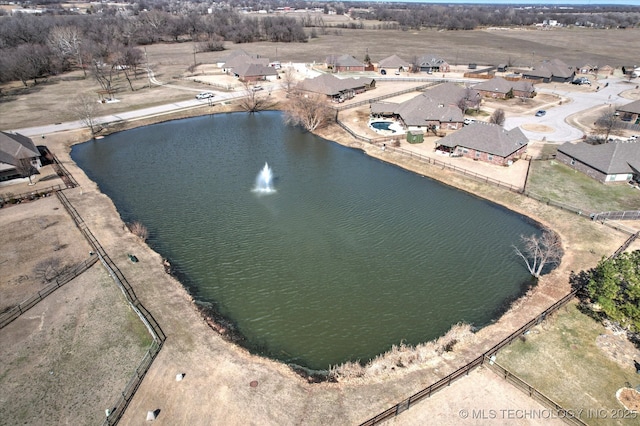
[505,77,634,143]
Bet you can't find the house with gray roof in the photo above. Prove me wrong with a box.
[370,83,477,133]
[521,59,575,83]
[216,50,261,68]
[556,140,640,183]
[222,55,270,74]
[616,100,640,124]
[232,62,279,83]
[377,55,410,74]
[415,54,450,73]
[435,122,528,166]
[473,77,535,99]
[325,54,365,73]
[297,74,375,102]
[0,131,42,182]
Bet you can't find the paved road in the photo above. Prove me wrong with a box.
[14,74,637,144]
[505,77,634,143]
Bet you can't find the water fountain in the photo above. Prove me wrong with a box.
[254,162,275,193]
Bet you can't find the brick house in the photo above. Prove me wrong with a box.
[325,54,365,73]
[435,122,528,166]
[616,100,640,124]
[556,141,640,184]
[473,77,536,99]
[297,74,375,102]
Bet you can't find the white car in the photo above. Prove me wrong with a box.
[196,92,215,100]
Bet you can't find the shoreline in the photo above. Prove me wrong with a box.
[46,104,628,382]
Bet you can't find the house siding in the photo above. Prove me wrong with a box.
[556,150,607,183]
[456,144,526,166]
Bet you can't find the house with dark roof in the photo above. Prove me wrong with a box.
[216,50,261,68]
[0,131,42,182]
[231,62,279,83]
[325,54,365,73]
[377,55,410,74]
[222,55,270,74]
[415,54,450,73]
[616,100,640,124]
[473,77,536,99]
[297,74,375,102]
[370,83,478,133]
[521,59,575,83]
[435,122,528,166]
[556,140,640,184]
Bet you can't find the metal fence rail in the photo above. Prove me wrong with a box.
[334,82,441,111]
[0,256,98,329]
[592,210,640,222]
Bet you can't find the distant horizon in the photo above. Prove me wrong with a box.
[344,0,640,6]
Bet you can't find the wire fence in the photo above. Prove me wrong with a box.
[592,210,640,222]
[54,191,166,426]
[0,256,98,329]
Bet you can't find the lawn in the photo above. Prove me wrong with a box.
[497,303,639,426]
[527,158,640,213]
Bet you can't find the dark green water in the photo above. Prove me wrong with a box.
[71,111,540,371]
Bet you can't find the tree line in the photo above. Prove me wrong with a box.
[0,10,307,87]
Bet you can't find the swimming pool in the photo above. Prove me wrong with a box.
[370,121,396,132]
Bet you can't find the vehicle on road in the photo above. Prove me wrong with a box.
[251,85,264,91]
[535,110,546,117]
[196,92,215,99]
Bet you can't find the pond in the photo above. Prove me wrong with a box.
[71,111,540,371]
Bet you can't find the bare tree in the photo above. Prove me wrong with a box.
[283,92,335,132]
[48,26,86,77]
[238,82,276,113]
[280,67,297,97]
[513,230,563,278]
[594,106,618,142]
[70,94,101,136]
[489,108,506,126]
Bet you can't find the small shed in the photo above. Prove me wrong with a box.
[406,130,424,144]
[468,64,477,70]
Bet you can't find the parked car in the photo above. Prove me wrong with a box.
[464,118,475,125]
[251,85,264,91]
[572,77,591,85]
[629,135,638,141]
[535,110,546,117]
[196,92,215,99]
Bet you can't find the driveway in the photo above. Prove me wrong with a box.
[505,77,634,143]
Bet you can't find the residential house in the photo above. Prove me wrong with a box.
[222,55,270,74]
[370,83,479,133]
[325,54,365,73]
[415,54,450,73]
[377,55,410,74]
[216,50,261,69]
[616,100,640,124]
[473,77,535,99]
[297,74,375,102]
[521,59,575,83]
[232,62,279,83]
[597,65,615,76]
[556,140,640,184]
[0,131,42,182]
[435,122,528,166]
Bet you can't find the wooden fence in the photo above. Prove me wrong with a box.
[0,185,65,206]
[54,191,166,426]
[359,289,579,426]
[485,359,587,426]
[0,256,98,329]
[334,82,441,112]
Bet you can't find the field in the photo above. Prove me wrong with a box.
[2,26,640,425]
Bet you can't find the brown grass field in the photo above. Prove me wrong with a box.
[1,26,640,425]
